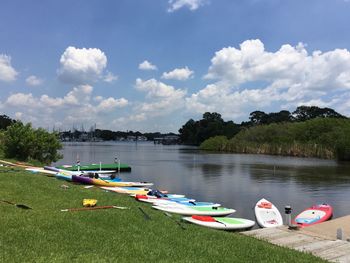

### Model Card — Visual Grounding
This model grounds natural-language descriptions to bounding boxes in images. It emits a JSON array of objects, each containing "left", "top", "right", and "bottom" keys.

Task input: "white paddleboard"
[
  {"left": 152, "top": 205, "right": 235, "bottom": 216},
  {"left": 183, "top": 215, "right": 255, "bottom": 230},
  {"left": 254, "top": 198, "right": 283, "bottom": 228}
]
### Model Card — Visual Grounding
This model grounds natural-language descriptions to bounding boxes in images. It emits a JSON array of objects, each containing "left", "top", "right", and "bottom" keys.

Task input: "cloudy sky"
[{"left": 1, "top": 0, "right": 350, "bottom": 132}]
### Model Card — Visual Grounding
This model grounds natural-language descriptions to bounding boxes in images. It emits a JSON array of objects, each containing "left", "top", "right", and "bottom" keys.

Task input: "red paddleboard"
[{"left": 292, "top": 203, "right": 333, "bottom": 227}]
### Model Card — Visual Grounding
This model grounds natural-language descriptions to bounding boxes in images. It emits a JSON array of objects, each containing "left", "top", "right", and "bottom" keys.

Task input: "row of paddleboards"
[
  {"left": 26, "top": 165, "right": 333, "bottom": 231},
  {"left": 135, "top": 193, "right": 333, "bottom": 230}
]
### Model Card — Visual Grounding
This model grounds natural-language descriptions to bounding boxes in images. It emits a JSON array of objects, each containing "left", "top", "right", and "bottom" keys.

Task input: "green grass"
[{"left": 0, "top": 167, "right": 326, "bottom": 262}]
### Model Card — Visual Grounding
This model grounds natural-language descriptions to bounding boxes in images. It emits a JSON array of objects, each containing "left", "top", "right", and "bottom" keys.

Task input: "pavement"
[{"left": 300, "top": 215, "right": 350, "bottom": 241}]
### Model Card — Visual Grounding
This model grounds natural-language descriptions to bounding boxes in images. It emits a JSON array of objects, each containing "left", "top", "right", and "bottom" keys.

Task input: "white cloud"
[
  {"left": 138, "top": 60, "right": 157, "bottom": 71},
  {"left": 103, "top": 71, "right": 118, "bottom": 83},
  {"left": 135, "top": 78, "right": 186, "bottom": 99},
  {"left": 168, "top": 0, "right": 206, "bottom": 12},
  {"left": 7, "top": 93, "right": 37, "bottom": 107},
  {"left": 187, "top": 39, "right": 350, "bottom": 120},
  {"left": 57, "top": 46, "right": 107, "bottom": 84},
  {"left": 0, "top": 54, "right": 18, "bottom": 82},
  {"left": 96, "top": 97, "right": 128, "bottom": 112},
  {"left": 4, "top": 84, "right": 129, "bottom": 130},
  {"left": 133, "top": 78, "right": 187, "bottom": 120},
  {"left": 162, "top": 66, "right": 194, "bottom": 80},
  {"left": 26, "top": 75, "right": 43, "bottom": 86}
]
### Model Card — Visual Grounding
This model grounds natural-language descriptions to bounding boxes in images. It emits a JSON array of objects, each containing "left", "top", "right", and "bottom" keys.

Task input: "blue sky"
[{"left": 1, "top": 0, "right": 350, "bottom": 132}]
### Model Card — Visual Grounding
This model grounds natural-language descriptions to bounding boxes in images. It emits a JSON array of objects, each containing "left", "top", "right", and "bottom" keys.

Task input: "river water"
[{"left": 54, "top": 141, "right": 350, "bottom": 222}]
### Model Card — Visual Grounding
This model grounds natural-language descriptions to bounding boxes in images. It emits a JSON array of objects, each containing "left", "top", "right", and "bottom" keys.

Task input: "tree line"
[{"left": 179, "top": 106, "right": 347, "bottom": 146}]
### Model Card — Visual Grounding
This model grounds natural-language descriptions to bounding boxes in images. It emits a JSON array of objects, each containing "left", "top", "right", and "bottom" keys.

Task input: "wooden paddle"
[
  {"left": 1, "top": 200, "right": 32, "bottom": 209},
  {"left": 61, "top": 206, "right": 128, "bottom": 212}
]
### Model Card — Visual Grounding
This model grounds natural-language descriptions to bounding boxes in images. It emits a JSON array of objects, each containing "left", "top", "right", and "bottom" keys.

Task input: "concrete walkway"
[{"left": 242, "top": 216, "right": 350, "bottom": 262}]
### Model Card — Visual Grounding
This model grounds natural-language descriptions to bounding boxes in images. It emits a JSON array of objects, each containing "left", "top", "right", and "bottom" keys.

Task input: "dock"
[{"left": 242, "top": 216, "right": 350, "bottom": 262}]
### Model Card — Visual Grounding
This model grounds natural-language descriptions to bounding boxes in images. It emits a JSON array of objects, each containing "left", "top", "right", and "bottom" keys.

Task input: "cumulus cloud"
[
  {"left": 138, "top": 60, "right": 157, "bottom": 71},
  {"left": 186, "top": 39, "right": 350, "bottom": 120},
  {"left": 4, "top": 85, "right": 129, "bottom": 129},
  {"left": 26, "top": 75, "right": 43, "bottom": 86},
  {"left": 162, "top": 66, "right": 194, "bottom": 80},
  {"left": 96, "top": 97, "right": 128, "bottom": 112},
  {"left": 0, "top": 55, "right": 18, "bottom": 82},
  {"left": 168, "top": 0, "right": 206, "bottom": 12},
  {"left": 135, "top": 78, "right": 186, "bottom": 99},
  {"left": 57, "top": 46, "right": 107, "bottom": 84},
  {"left": 133, "top": 78, "right": 187, "bottom": 120}
]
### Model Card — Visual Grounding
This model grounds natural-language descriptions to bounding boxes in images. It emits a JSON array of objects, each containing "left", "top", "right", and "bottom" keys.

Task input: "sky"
[{"left": 1, "top": 0, "right": 350, "bottom": 133}]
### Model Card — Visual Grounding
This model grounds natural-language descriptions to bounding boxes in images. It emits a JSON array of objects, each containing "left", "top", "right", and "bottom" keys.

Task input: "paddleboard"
[
  {"left": 183, "top": 215, "right": 255, "bottom": 230},
  {"left": 133, "top": 189, "right": 182, "bottom": 198},
  {"left": 152, "top": 205, "right": 235, "bottom": 216},
  {"left": 255, "top": 198, "right": 283, "bottom": 228},
  {"left": 100, "top": 186, "right": 152, "bottom": 195},
  {"left": 292, "top": 203, "right": 333, "bottom": 227},
  {"left": 153, "top": 200, "right": 221, "bottom": 207},
  {"left": 135, "top": 194, "right": 193, "bottom": 204}
]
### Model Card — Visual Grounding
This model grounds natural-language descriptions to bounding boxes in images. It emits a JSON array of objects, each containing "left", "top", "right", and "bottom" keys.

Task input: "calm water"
[{"left": 54, "top": 141, "right": 350, "bottom": 221}]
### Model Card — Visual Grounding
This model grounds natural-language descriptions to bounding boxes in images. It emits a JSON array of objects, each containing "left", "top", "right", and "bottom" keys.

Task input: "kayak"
[
  {"left": 72, "top": 175, "right": 136, "bottom": 187},
  {"left": 152, "top": 205, "right": 235, "bottom": 216},
  {"left": 292, "top": 203, "right": 333, "bottom": 227},
  {"left": 55, "top": 173, "right": 72, "bottom": 181},
  {"left": 255, "top": 198, "right": 283, "bottom": 228},
  {"left": 183, "top": 215, "right": 255, "bottom": 230},
  {"left": 152, "top": 200, "right": 221, "bottom": 207}
]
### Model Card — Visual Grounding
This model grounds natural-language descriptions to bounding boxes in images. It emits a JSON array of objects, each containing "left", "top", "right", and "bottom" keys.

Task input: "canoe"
[
  {"left": 56, "top": 163, "right": 131, "bottom": 172},
  {"left": 183, "top": 215, "right": 255, "bottom": 230},
  {"left": 292, "top": 203, "right": 333, "bottom": 227},
  {"left": 254, "top": 198, "right": 283, "bottom": 228},
  {"left": 152, "top": 205, "right": 235, "bottom": 216}
]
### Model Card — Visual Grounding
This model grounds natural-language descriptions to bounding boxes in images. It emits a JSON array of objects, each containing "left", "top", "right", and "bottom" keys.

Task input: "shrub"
[{"left": 3, "top": 122, "right": 62, "bottom": 164}]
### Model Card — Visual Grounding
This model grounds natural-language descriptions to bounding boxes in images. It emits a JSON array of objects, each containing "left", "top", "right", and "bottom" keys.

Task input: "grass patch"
[{"left": 0, "top": 167, "right": 326, "bottom": 262}]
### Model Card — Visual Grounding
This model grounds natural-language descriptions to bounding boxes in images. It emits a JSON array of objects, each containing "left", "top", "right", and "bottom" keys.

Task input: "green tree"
[
  {"left": 3, "top": 122, "right": 62, "bottom": 164},
  {"left": 0, "top": 115, "right": 15, "bottom": 130}
]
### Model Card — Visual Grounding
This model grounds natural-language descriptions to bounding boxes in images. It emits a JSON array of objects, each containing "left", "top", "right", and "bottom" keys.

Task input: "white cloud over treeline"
[{"left": 0, "top": 54, "right": 18, "bottom": 82}]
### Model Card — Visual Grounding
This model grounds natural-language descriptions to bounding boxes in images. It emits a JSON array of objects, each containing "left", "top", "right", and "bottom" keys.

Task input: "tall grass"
[
  {"left": 201, "top": 118, "right": 350, "bottom": 160},
  {"left": 0, "top": 167, "right": 325, "bottom": 262}
]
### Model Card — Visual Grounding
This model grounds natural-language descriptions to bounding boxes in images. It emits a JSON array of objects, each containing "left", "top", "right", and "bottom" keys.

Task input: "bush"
[
  {"left": 200, "top": 136, "right": 228, "bottom": 151},
  {"left": 3, "top": 122, "right": 62, "bottom": 164}
]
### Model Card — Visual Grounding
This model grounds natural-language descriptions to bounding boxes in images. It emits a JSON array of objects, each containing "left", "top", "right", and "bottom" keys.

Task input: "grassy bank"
[
  {"left": 200, "top": 118, "right": 350, "bottom": 160},
  {"left": 0, "top": 167, "right": 326, "bottom": 262}
]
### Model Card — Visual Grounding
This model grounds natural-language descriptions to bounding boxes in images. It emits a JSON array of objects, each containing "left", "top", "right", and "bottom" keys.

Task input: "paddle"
[
  {"left": 164, "top": 212, "right": 186, "bottom": 230},
  {"left": 1, "top": 200, "right": 32, "bottom": 209},
  {"left": 61, "top": 206, "right": 128, "bottom": 212},
  {"left": 138, "top": 207, "right": 151, "bottom": 220}
]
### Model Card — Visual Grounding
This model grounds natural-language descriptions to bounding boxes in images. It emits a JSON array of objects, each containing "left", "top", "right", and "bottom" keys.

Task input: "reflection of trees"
[{"left": 249, "top": 164, "right": 350, "bottom": 187}]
